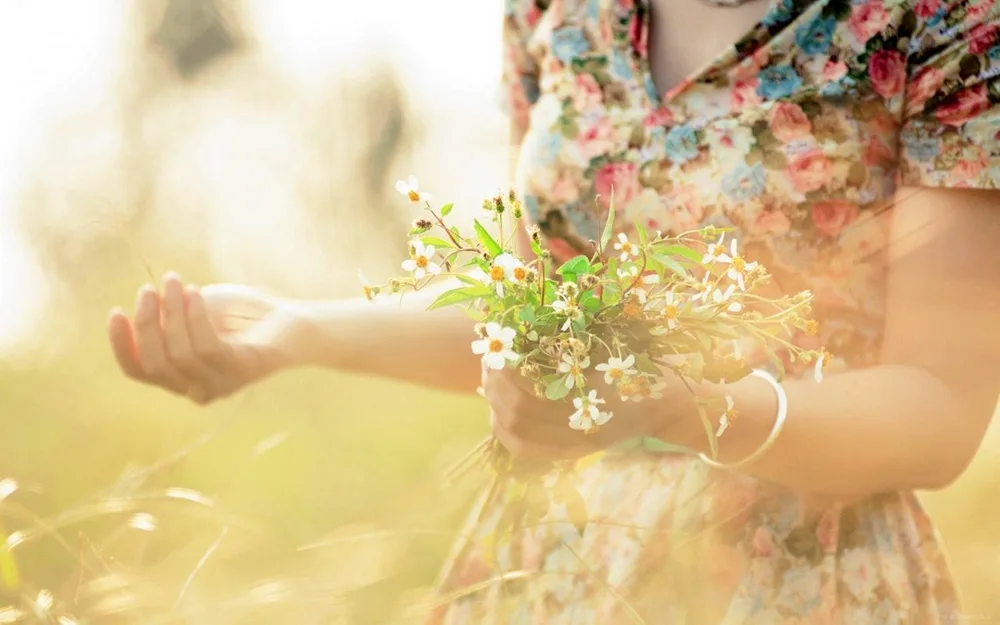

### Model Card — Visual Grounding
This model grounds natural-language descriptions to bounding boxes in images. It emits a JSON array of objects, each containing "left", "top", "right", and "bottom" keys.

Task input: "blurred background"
[{"left": 0, "top": 1, "right": 996, "bottom": 623}]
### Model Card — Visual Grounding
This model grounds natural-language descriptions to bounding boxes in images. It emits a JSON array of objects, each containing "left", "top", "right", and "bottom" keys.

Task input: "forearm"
[
  {"left": 670, "top": 365, "right": 981, "bottom": 497},
  {"left": 282, "top": 278, "right": 481, "bottom": 394}
]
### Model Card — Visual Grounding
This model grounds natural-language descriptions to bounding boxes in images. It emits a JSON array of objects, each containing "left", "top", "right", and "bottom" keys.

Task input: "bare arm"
[
  {"left": 666, "top": 188, "right": 1000, "bottom": 497},
  {"left": 283, "top": 121, "right": 533, "bottom": 395}
]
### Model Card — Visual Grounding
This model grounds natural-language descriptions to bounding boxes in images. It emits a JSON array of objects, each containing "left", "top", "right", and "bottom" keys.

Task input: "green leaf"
[
  {"left": 421, "top": 236, "right": 455, "bottom": 249},
  {"left": 653, "top": 253, "right": 689, "bottom": 278},
  {"left": 637, "top": 437, "right": 698, "bottom": 455},
  {"left": 634, "top": 220, "right": 648, "bottom": 246},
  {"left": 519, "top": 306, "right": 536, "bottom": 324},
  {"left": 656, "top": 244, "right": 703, "bottom": 264},
  {"left": 545, "top": 379, "right": 571, "bottom": 400},
  {"left": 633, "top": 353, "right": 660, "bottom": 376},
  {"left": 0, "top": 525, "right": 19, "bottom": 590},
  {"left": 599, "top": 194, "right": 616, "bottom": 253},
  {"left": 695, "top": 401, "right": 719, "bottom": 462},
  {"left": 700, "top": 322, "right": 740, "bottom": 339},
  {"left": 530, "top": 237, "right": 545, "bottom": 258},
  {"left": 454, "top": 273, "right": 486, "bottom": 287},
  {"left": 440, "top": 202, "right": 454, "bottom": 217},
  {"left": 473, "top": 219, "right": 503, "bottom": 257},
  {"left": 427, "top": 286, "right": 489, "bottom": 310},
  {"left": 556, "top": 255, "right": 592, "bottom": 276}
]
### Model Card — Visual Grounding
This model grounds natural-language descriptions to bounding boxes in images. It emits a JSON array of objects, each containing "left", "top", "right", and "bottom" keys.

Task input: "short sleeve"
[
  {"left": 499, "top": 1, "right": 543, "bottom": 132},
  {"left": 898, "top": 1, "right": 1000, "bottom": 189}
]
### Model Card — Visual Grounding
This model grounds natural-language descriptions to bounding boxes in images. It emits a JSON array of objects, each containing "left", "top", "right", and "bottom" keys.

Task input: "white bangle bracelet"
[{"left": 698, "top": 368, "right": 788, "bottom": 470}]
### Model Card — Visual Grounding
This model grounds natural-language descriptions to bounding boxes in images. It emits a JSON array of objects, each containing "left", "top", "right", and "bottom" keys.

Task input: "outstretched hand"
[{"left": 108, "top": 273, "right": 303, "bottom": 405}]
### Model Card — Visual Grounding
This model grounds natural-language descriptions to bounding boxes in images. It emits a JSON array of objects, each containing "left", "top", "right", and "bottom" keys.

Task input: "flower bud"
[
  {"left": 520, "top": 362, "right": 540, "bottom": 378},
  {"left": 362, "top": 285, "right": 380, "bottom": 301},
  {"left": 473, "top": 322, "right": 488, "bottom": 338},
  {"left": 387, "top": 278, "right": 404, "bottom": 293},
  {"left": 508, "top": 187, "right": 517, "bottom": 203},
  {"left": 409, "top": 218, "right": 433, "bottom": 235},
  {"left": 511, "top": 200, "right": 523, "bottom": 219},
  {"left": 560, "top": 282, "right": 579, "bottom": 298},
  {"left": 494, "top": 194, "right": 505, "bottom": 214},
  {"left": 804, "top": 319, "right": 819, "bottom": 335},
  {"left": 482, "top": 198, "right": 494, "bottom": 212},
  {"left": 579, "top": 274, "right": 600, "bottom": 290}
]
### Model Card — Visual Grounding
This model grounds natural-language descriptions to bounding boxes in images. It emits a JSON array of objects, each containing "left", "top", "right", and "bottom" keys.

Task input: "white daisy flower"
[
  {"left": 495, "top": 253, "right": 530, "bottom": 286},
  {"left": 712, "top": 285, "right": 743, "bottom": 313},
  {"left": 401, "top": 240, "right": 441, "bottom": 279},
  {"left": 691, "top": 272, "right": 714, "bottom": 302},
  {"left": 815, "top": 348, "right": 831, "bottom": 383},
  {"left": 395, "top": 175, "right": 432, "bottom": 204},
  {"left": 613, "top": 232, "right": 638, "bottom": 262},
  {"left": 471, "top": 323, "right": 519, "bottom": 370},
  {"left": 557, "top": 353, "right": 590, "bottom": 390},
  {"left": 716, "top": 395, "right": 736, "bottom": 437},
  {"left": 716, "top": 239, "right": 758, "bottom": 290},
  {"left": 659, "top": 292, "right": 682, "bottom": 330},
  {"left": 702, "top": 234, "right": 727, "bottom": 264},
  {"left": 595, "top": 354, "right": 638, "bottom": 385},
  {"left": 551, "top": 297, "right": 583, "bottom": 331},
  {"left": 568, "top": 390, "right": 613, "bottom": 432}
]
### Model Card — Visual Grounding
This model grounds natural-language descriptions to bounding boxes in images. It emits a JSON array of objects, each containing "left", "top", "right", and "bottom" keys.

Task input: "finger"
[
  {"left": 491, "top": 411, "right": 592, "bottom": 461},
  {"left": 185, "top": 286, "right": 237, "bottom": 371},
  {"left": 132, "top": 285, "right": 189, "bottom": 394},
  {"left": 108, "top": 308, "right": 147, "bottom": 382},
  {"left": 162, "top": 274, "right": 221, "bottom": 383}
]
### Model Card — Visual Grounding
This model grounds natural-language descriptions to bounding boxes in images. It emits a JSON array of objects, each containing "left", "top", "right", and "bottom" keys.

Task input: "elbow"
[{"left": 917, "top": 416, "right": 988, "bottom": 492}]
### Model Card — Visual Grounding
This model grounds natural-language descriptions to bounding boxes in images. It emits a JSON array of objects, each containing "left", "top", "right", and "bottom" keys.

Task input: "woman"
[{"left": 109, "top": 0, "right": 1000, "bottom": 621}]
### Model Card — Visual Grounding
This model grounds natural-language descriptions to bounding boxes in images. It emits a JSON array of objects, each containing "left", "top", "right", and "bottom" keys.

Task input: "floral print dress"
[{"left": 429, "top": 0, "right": 1000, "bottom": 622}]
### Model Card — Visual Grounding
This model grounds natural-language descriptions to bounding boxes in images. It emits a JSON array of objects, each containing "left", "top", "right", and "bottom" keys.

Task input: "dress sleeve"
[
  {"left": 498, "top": 1, "right": 543, "bottom": 132},
  {"left": 898, "top": 1, "right": 1000, "bottom": 189}
]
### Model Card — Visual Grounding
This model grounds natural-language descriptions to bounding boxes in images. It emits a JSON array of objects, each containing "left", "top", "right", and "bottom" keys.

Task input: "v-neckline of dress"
[{"left": 633, "top": 0, "right": 822, "bottom": 111}]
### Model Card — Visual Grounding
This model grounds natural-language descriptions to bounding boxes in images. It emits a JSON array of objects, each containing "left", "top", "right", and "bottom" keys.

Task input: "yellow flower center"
[
  {"left": 416, "top": 256, "right": 428, "bottom": 269},
  {"left": 407, "top": 190, "right": 420, "bottom": 203},
  {"left": 490, "top": 265, "right": 505, "bottom": 282},
  {"left": 570, "top": 365, "right": 582, "bottom": 376},
  {"left": 622, "top": 295, "right": 642, "bottom": 318},
  {"left": 732, "top": 256, "right": 746, "bottom": 273},
  {"left": 608, "top": 369, "right": 624, "bottom": 381},
  {"left": 488, "top": 339, "right": 505, "bottom": 353},
  {"left": 513, "top": 266, "right": 528, "bottom": 281},
  {"left": 623, "top": 242, "right": 633, "bottom": 253},
  {"left": 805, "top": 320, "right": 819, "bottom": 335},
  {"left": 663, "top": 304, "right": 679, "bottom": 319}
]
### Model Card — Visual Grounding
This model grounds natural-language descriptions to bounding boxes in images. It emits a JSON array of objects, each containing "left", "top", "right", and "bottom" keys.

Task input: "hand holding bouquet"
[{"left": 362, "top": 175, "right": 825, "bottom": 533}]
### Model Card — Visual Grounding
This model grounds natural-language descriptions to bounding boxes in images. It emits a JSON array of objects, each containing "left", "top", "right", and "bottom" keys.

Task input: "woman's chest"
[{"left": 518, "top": 0, "right": 906, "bottom": 248}]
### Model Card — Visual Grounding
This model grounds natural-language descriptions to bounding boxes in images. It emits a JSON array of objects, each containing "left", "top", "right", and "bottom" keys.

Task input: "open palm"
[{"left": 108, "top": 274, "right": 301, "bottom": 404}]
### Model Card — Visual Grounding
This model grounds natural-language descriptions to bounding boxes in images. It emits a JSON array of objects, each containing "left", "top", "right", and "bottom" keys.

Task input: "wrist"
[{"left": 273, "top": 299, "right": 349, "bottom": 371}]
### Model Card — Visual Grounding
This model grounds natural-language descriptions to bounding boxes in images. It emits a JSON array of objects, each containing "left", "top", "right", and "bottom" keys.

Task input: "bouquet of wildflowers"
[{"left": 362, "top": 175, "right": 823, "bottom": 532}]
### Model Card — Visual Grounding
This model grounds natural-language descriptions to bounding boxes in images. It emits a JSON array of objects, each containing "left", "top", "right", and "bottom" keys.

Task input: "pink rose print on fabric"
[
  {"left": 869, "top": 50, "right": 906, "bottom": 98},
  {"left": 812, "top": 200, "right": 860, "bottom": 238},
  {"left": 595, "top": 162, "right": 641, "bottom": 208},
  {"left": 768, "top": 102, "right": 812, "bottom": 143}
]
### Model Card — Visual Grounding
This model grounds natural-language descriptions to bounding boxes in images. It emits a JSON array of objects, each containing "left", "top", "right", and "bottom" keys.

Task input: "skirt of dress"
[{"left": 425, "top": 450, "right": 962, "bottom": 625}]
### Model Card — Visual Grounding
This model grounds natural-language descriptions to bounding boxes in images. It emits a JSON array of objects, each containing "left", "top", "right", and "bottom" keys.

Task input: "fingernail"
[{"left": 164, "top": 271, "right": 180, "bottom": 283}]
